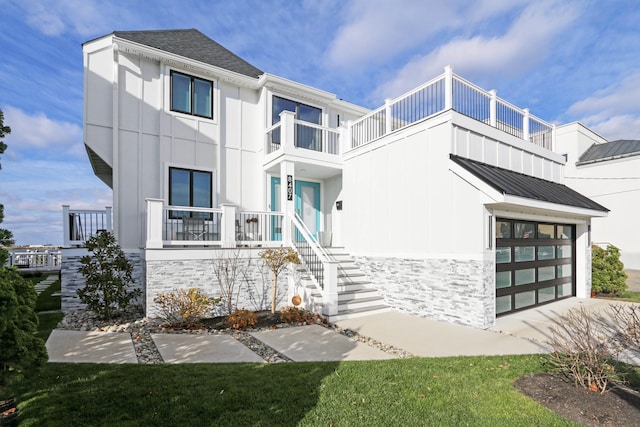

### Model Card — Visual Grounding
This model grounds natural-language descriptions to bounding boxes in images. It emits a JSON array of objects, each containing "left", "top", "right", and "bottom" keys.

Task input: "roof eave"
[{"left": 112, "top": 36, "right": 263, "bottom": 89}]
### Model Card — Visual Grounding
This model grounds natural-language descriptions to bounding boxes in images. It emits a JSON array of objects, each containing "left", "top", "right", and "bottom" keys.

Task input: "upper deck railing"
[{"left": 348, "top": 66, "right": 554, "bottom": 151}]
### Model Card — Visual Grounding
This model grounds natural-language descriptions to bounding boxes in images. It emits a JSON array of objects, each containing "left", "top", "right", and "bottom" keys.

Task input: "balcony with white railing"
[
  {"left": 145, "top": 199, "right": 285, "bottom": 248},
  {"left": 346, "top": 66, "right": 555, "bottom": 153},
  {"left": 62, "top": 205, "right": 112, "bottom": 247},
  {"left": 264, "top": 110, "right": 343, "bottom": 171}
]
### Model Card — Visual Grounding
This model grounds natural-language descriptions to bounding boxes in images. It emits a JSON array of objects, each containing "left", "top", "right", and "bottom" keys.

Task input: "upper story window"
[
  {"left": 272, "top": 96, "right": 321, "bottom": 126},
  {"left": 272, "top": 96, "right": 323, "bottom": 150},
  {"left": 171, "top": 71, "right": 213, "bottom": 119},
  {"left": 169, "top": 167, "right": 212, "bottom": 218}
]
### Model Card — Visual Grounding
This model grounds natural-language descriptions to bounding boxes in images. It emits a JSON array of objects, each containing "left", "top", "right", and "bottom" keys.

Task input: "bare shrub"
[
  {"left": 547, "top": 306, "right": 622, "bottom": 393},
  {"left": 601, "top": 303, "right": 640, "bottom": 358},
  {"left": 226, "top": 309, "right": 257, "bottom": 330},
  {"left": 213, "top": 250, "right": 244, "bottom": 315},
  {"left": 153, "top": 288, "right": 219, "bottom": 328}
]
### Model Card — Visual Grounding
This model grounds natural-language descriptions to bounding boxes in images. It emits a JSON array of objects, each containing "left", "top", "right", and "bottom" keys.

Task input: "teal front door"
[{"left": 295, "top": 180, "right": 321, "bottom": 239}]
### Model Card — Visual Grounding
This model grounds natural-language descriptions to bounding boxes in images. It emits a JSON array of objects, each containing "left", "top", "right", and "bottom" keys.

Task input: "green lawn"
[
  {"left": 597, "top": 290, "right": 640, "bottom": 303},
  {"left": 5, "top": 356, "right": 574, "bottom": 426}
]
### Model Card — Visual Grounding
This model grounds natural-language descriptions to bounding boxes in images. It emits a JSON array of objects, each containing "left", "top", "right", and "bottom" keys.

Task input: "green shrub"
[
  {"left": 0, "top": 267, "right": 47, "bottom": 386},
  {"left": 226, "top": 309, "right": 257, "bottom": 330},
  {"left": 154, "top": 288, "right": 219, "bottom": 328},
  {"left": 77, "top": 231, "right": 141, "bottom": 320},
  {"left": 592, "top": 244, "right": 628, "bottom": 295}
]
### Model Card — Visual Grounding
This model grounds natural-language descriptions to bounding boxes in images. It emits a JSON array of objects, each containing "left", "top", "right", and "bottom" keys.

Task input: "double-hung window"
[
  {"left": 171, "top": 71, "right": 213, "bottom": 119},
  {"left": 169, "top": 167, "right": 212, "bottom": 219}
]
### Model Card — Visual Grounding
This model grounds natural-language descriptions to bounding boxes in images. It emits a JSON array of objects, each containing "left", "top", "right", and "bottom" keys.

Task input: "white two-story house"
[{"left": 62, "top": 29, "right": 608, "bottom": 329}]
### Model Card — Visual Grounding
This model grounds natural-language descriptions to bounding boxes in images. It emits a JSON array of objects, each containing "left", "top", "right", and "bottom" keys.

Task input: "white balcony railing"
[
  {"left": 348, "top": 66, "right": 554, "bottom": 151},
  {"left": 265, "top": 111, "right": 342, "bottom": 158},
  {"left": 62, "top": 205, "right": 112, "bottom": 247}
]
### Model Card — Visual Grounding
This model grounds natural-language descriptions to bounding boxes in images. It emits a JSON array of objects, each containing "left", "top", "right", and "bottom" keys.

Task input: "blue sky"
[{"left": 1, "top": 0, "right": 639, "bottom": 246}]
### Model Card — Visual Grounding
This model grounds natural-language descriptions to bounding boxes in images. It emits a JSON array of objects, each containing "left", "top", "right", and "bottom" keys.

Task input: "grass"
[
  {"left": 32, "top": 273, "right": 63, "bottom": 340},
  {"left": 596, "top": 290, "right": 640, "bottom": 303},
  {"left": 5, "top": 356, "right": 575, "bottom": 426}
]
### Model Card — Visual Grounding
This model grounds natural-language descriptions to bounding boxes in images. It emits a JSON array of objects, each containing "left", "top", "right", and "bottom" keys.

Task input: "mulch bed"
[
  {"left": 199, "top": 310, "right": 284, "bottom": 330},
  {"left": 515, "top": 373, "right": 640, "bottom": 426}
]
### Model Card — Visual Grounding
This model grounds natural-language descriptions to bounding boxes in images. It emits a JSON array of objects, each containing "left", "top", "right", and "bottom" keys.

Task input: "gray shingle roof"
[
  {"left": 451, "top": 155, "right": 608, "bottom": 212},
  {"left": 113, "top": 29, "right": 263, "bottom": 79},
  {"left": 577, "top": 140, "right": 640, "bottom": 165}
]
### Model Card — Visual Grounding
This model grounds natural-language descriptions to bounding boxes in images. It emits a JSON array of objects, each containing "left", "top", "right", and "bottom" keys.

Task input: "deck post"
[
  {"left": 444, "top": 65, "right": 453, "bottom": 110},
  {"left": 220, "top": 204, "right": 237, "bottom": 248},
  {"left": 322, "top": 260, "right": 339, "bottom": 316},
  {"left": 489, "top": 90, "right": 497, "bottom": 127},
  {"left": 62, "top": 205, "right": 70, "bottom": 248},
  {"left": 523, "top": 108, "right": 530, "bottom": 142},
  {"left": 145, "top": 199, "right": 164, "bottom": 249},
  {"left": 385, "top": 98, "right": 393, "bottom": 136}
]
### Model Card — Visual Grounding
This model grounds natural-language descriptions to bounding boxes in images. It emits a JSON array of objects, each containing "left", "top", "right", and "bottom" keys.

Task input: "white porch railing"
[
  {"left": 348, "top": 66, "right": 554, "bottom": 151},
  {"left": 291, "top": 213, "right": 339, "bottom": 316},
  {"left": 62, "top": 205, "right": 112, "bottom": 247},
  {"left": 145, "top": 199, "right": 285, "bottom": 248},
  {"left": 265, "top": 111, "right": 342, "bottom": 157},
  {"left": 7, "top": 250, "right": 62, "bottom": 270}
]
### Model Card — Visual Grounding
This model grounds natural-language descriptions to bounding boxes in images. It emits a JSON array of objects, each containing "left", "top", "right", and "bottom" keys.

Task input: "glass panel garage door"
[{"left": 496, "top": 219, "right": 575, "bottom": 316}]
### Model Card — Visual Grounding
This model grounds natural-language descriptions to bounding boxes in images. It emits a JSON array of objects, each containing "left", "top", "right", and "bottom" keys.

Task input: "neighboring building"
[
  {"left": 63, "top": 29, "right": 609, "bottom": 329},
  {"left": 556, "top": 126, "right": 640, "bottom": 269}
]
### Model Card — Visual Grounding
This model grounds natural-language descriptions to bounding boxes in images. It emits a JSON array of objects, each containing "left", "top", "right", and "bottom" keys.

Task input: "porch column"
[
  {"left": 220, "top": 204, "right": 237, "bottom": 248},
  {"left": 280, "top": 161, "right": 295, "bottom": 244},
  {"left": 145, "top": 198, "right": 164, "bottom": 249}
]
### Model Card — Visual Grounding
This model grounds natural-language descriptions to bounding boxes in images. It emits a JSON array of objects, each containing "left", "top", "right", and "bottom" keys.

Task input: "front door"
[{"left": 295, "top": 181, "right": 321, "bottom": 239}]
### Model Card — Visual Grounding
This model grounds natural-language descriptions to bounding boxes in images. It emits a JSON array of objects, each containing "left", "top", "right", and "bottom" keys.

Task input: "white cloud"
[
  {"left": 326, "top": 0, "right": 526, "bottom": 70},
  {"left": 20, "top": 0, "right": 119, "bottom": 37},
  {"left": 3, "top": 106, "right": 82, "bottom": 157},
  {"left": 566, "top": 71, "right": 640, "bottom": 140},
  {"left": 372, "top": 0, "right": 578, "bottom": 100}
]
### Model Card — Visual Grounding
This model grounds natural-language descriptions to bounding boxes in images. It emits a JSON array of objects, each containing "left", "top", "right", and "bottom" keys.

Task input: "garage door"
[{"left": 495, "top": 219, "right": 575, "bottom": 316}]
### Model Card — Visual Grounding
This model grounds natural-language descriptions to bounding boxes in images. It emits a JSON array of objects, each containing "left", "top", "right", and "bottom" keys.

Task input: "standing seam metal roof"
[
  {"left": 112, "top": 29, "right": 263, "bottom": 79},
  {"left": 450, "top": 155, "right": 608, "bottom": 212},
  {"left": 577, "top": 140, "right": 640, "bottom": 165}
]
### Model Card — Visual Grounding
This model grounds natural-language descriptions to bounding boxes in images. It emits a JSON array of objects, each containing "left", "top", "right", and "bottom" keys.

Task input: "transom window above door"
[{"left": 170, "top": 71, "right": 213, "bottom": 119}]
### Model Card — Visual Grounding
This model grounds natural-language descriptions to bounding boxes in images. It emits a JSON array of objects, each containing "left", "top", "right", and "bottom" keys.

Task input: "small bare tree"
[
  {"left": 259, "top": 248, "right": 300, "bottom": 313},
  {"left": 212, "top": 250, "right": 244, "bottom": 314}
]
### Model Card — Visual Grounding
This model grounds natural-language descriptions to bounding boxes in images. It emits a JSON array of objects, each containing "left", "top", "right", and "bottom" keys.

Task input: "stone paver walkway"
[{"left": 34, "top": 274, "right": 59, "bottom": 295}]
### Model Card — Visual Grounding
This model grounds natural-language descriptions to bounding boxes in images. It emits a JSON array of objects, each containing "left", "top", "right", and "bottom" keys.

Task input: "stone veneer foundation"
[
  {"left": 61, "top": 248, "right": 144, "bottom": 312},
  {"left": 144, "top": 250, "right": 292, "bottom": 318},
  {"left": 355, "top": 256, "right": 495, "bottom": 329}
]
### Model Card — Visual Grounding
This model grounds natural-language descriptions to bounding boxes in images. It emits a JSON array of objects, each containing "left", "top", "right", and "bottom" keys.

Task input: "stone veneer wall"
[
  {"left": 61, "top": 249, "right": 144, "bottom": 312},
  {"left": 144, "top": 255, "right": 293, "bottom": 318},
  {"left": 355, "top": 256, "right": 495, "bottom": 329}
]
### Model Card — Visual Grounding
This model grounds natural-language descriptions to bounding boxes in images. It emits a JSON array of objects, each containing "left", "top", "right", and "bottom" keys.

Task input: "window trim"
[{"left": 170, "top": 70, "right": 214, "bottom": 119}]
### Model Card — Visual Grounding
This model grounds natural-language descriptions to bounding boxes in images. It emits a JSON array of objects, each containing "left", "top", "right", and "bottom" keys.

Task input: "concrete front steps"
[{"left": 297, "top": 247, "right": 390, "bottom": 322}]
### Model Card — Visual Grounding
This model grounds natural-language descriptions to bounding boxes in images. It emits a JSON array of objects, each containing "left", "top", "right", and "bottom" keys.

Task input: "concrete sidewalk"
[{"left": 45, "top": 297, "right": 633, "bottom": 364}]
